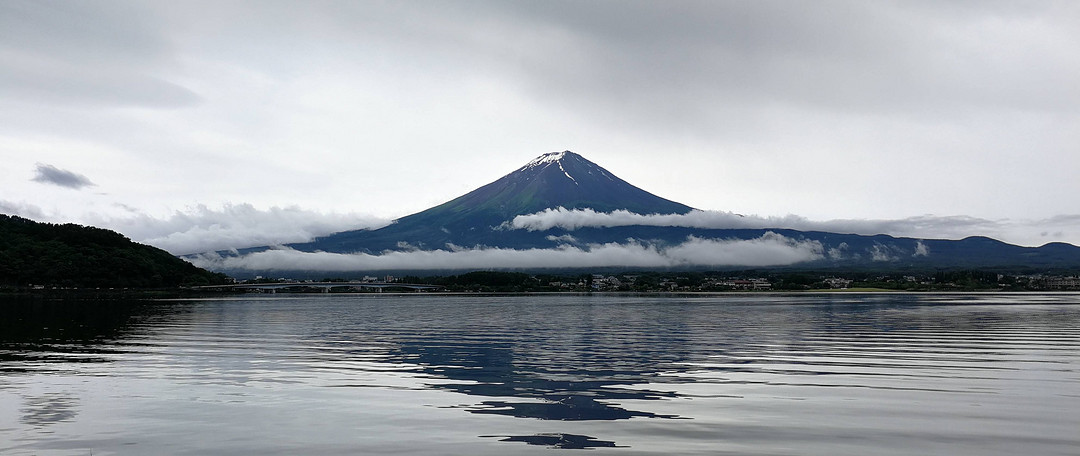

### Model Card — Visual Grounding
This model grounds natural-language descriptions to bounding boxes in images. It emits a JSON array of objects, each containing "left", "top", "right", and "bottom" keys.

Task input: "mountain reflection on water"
[
  {"left": 0, "top": 298, "right": 175, "bottom": 370},
  {"left": 484, "top": 432, "right": 621, "bottom": 449},
  {"left": 389, "top": 334, "right": 683, "bottom": 421},
  {"left": 3, "top": 293, "right": 1080, "bottom": 454}
]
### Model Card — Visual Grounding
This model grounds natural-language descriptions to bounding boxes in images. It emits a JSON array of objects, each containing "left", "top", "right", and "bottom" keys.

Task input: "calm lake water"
[{"left": 1, "top": 293, "right": 1078, "bottom": 455}]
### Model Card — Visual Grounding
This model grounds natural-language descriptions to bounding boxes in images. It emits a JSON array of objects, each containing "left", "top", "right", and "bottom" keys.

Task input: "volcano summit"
[{"left": 199, "top": 151, "right": 1080, "bottom": 272}]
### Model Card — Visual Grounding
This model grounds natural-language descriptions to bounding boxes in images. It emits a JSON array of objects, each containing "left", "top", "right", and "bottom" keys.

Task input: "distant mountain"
[
  {"left": 0, "top": 214, "right": 229, "bottom": 288},
  {"left": 291, "top": 151, "right": 693, "bottom": 253},
  {"left": 215, "top": 151, "right": 1080, "bottom": 272}
]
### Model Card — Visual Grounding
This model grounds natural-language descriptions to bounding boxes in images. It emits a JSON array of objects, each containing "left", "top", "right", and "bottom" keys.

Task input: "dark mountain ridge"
[{"left": 0, "top": 214, "right": 229, "bottom": 288}]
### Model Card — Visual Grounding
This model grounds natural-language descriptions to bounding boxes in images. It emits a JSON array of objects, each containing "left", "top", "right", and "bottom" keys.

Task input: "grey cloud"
[
  {"left": 31, "top": 164, "right": 95, "bottom": 189},
  {"left": 463, "top": 0, "right": 1080, "bottom": 132},
  {"left": 0, "top": 1, "right": 198, "bottom": 108},
  {"left": 0, "top": 1, "right": 170, "bottom": 65},
  {"left": 149, "top": 1, "right": 1080, "bottom": 120},
  {"left": 0, "top": 62, "right": 201, "bottom": 108},
  {"left": 1042, "top": 215, "right": 1080, "bottom": 228},
  {"left": 870, "top": 243, "right": 900, "bottom": 262},
  {"left": 191, "top": 232, "right": 824, "bottom": 271},
  {"left": 163, "top": 0, "right": 1074, "bottom": 154},
  {"left": 0, "top": 200, "right": 47, "bottom": 220},
  {"left": 827, "top": 242, "right": 850, "bottom": 260},
  {"left": 9, "top": 1, "right": 1072, "bottom": 128}
]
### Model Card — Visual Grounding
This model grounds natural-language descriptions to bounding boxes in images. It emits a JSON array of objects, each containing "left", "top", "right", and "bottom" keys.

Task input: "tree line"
[{"left": 0, "top": 214, "right": 230, "bottom": 289}]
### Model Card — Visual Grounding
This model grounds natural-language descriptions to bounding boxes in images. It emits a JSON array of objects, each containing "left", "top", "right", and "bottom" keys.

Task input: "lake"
[{"left": 2, "top": 293, "right": 1078, "bottom": 455}]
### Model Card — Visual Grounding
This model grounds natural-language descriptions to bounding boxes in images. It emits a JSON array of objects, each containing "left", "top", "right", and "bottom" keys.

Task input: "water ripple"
[{"left": 2, "top": 293, "right": 1079, "bottom": 454}]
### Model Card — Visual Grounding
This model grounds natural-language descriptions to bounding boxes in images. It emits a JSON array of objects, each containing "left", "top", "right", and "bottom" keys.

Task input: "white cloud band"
[{"left": 191, "top": 232, "right": 824, "bottom": 271}]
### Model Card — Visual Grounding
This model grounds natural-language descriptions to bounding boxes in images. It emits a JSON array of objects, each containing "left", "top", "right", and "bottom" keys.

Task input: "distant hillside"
[{"left": 0, "top": 214, "right": 229, "bottom": 288}]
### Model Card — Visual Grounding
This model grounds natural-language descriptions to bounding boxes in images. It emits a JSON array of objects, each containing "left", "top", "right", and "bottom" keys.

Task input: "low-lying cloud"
[
  {"left": 31, "top": 163, "right": 95, "bottom": 189},
  {"left": 87, "top": 203, "right": 391, "bottom": 255},
  {"left": 191, "top": 232, "right": 824, "bottom": 272},
  {"left": 508, "top": 207, "right": 1075, "bottom": 246}
]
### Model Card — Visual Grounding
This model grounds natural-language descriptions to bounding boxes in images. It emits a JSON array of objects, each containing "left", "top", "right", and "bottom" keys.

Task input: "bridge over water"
[{"left": 194, "top": 282, "right": 442, "bottom": 293}]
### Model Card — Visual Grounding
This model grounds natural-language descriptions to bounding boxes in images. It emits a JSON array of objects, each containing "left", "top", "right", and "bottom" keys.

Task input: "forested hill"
[{"left": 0, "top": 214, "right": 229, "bottom": 288}]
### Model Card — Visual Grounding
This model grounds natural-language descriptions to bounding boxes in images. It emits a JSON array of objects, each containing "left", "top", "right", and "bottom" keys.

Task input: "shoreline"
[{"left": 6, "top": 288, "right": 1080, "bottom": 301}]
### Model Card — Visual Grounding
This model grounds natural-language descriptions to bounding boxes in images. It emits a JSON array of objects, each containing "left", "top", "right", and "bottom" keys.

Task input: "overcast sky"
[{"left": 2, "top": 0, "right": 1078, "bottom": 256}]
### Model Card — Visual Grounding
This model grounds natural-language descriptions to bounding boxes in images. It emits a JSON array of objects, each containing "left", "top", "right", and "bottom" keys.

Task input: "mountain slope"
[{"left": 294, "top": 151, "right": 693, "bottom": 252}]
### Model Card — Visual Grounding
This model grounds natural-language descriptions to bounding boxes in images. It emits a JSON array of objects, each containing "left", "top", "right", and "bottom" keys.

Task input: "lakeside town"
[{"left": 232, "top": 270, "right": 1080, "bottom": 293}]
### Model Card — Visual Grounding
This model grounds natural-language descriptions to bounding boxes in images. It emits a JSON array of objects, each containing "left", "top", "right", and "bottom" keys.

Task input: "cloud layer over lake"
[{"left": 191, "top": 232, "right": 825, "bottom": 271}]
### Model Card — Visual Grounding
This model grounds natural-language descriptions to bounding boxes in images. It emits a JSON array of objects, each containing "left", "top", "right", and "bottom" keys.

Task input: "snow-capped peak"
[
  {"left": 521, "top": 151, "right": 581, "bottom": 185},
  {"left": 524, "top": 151, "right": 569, "bottom": 168}
]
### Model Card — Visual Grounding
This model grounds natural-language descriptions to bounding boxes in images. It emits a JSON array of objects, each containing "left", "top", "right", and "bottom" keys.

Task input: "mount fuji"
[
  {"left": 288, "top": 151, "right": 693, "bottom": 253},
  {"left": 207, "top": 151, "right": 1080, "bottom": 272}
]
